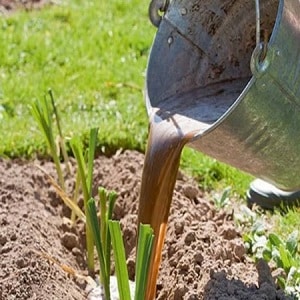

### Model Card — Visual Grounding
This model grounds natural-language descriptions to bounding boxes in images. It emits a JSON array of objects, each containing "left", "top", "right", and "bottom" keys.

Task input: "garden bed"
[{"left": 0, "top": 151, "right": 291, "bottom": 299}]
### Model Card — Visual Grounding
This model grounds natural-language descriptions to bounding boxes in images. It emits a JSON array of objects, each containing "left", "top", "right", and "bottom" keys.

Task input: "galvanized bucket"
[{"left": 145, "top": 0, "right": 300, "bottom": 190}]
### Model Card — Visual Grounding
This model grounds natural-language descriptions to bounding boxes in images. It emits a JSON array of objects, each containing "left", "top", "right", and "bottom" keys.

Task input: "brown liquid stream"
[
  {"left": 137, "top": 109, "right": 199, "bottom": 300},
  {"left": 137, "top": 84, "right": 243, "bottom": 299}
]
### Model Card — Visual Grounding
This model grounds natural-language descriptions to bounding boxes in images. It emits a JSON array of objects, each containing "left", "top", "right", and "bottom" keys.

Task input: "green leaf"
[
  {"left": 135, "top": 224, "right": 154, "bottom": 300},
  {"left": 278, "top": 244, "right": 292, "bottom": 271},
  {"left": 251, "top": 221, "right": 265, "bottom": 235},
  {"left": 31, "top": 97, "right": 65, "bottom": 190},
  {"left": 286, "top": 230, "right": 299, "bottom": 256},
  {"left": 98, "top": 187, "right": 117, "bottom": 287},
  {"left": 108, "top": 220, "right": 131, "bottom": 300},
  {"left": 48, "top": 89, "right": 70, "bottom": 175},
  {"left": 87, "top": 128, "right": 98, "bottom": 197},
  {"left": 272, "top": 248, "right": 283, "bottom": 268},
  {"left": 242, "top": 233, "right": 252, "bottom": 244},
  {"left": 107, "top": 191, "right": 117, "bottom": 221},
  {"left": 287, "top": 266, "right": 298, "bottom": 283},
  {"left": 87, "top": 198, "right": 110, "bottom": 299},
  {"left": 269, "top": 233, "right": 283, "bottom": 247},
  {"left": 277, "top": 276, "right": 286, "bottom": 289},
  {"left": 70, "top": 138, "right": 89, "bottom": 201},
  {"left": 106, "top": 190, "right": 117, "bottom": 277},
  {"left": 99, "top": 187, "right": 108, "bottom": 272},
  {"left": 70, "top": 137, "right": 94, "bottom": 273},
  {"left": 214, "top": 186, "right": 231, "bottom": 209},
  {"left": 262, "top": 249, "right": 272, "bottom": 262}
]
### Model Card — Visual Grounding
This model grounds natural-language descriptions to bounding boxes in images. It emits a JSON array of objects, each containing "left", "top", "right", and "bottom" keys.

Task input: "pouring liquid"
[
  {"left": 138, "top": 84, "right": 242, "bottom": 299},
  {"left": 137, "top": 110, "right": 192, "bottom": 300}
]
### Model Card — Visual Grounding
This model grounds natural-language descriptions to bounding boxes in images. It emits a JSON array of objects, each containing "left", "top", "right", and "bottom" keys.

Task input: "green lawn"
[
  {"left": 1, "top": 0, "right": 299, "bottom": 296},
  {"left": 0, "top": 0, "right": 153, "bottom": 157}
]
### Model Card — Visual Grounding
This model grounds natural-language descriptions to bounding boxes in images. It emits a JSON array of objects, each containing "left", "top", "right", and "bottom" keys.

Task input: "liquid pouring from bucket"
[{"left": 138, "top": 0, "right": 300, "bottom": 298}]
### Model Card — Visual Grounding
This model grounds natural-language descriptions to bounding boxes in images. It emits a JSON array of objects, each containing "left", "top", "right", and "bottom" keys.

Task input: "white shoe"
[{"left": 247, "top": 179, "right": 300, "bottom": 209}]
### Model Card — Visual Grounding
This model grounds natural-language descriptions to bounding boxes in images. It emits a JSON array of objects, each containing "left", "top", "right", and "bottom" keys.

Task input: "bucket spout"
[{"left": 146, "top": 0, "right": 300, "bottom": 190}]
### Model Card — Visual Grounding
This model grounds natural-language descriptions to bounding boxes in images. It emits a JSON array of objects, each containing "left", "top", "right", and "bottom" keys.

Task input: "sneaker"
[{"left": 247, "top": 179, "right": 300, "bottom": 210}]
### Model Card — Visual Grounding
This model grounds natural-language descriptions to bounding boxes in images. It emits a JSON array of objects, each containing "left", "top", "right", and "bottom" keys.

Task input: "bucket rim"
[{"left": 145, "top": 0, "right": 284, "bottom": 141}]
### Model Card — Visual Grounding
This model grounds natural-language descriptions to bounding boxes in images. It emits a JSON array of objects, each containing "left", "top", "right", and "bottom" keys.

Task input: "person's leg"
[{"left": 247, "top": 179, "right": 300, "bottom": 209}]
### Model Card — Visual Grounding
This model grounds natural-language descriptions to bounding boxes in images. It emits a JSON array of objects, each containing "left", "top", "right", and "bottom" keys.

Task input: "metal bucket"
[{"left": 145, "top": 0, "right": 300, "bottom": 190}]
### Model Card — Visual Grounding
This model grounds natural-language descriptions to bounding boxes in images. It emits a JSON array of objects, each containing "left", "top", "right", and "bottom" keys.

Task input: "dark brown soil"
[
  {"left": 0, "top": 150, "right": 292, "bottom": 299},
  {"left": 0, "top": 0, "right": 51, "bottom": 13}
]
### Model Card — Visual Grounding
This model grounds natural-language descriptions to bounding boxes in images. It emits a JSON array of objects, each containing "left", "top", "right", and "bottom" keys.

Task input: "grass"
[
  {"left": 273, "top": 207, "right": 300, "bottom": 239},
  {"left": 1, "top": 0, "right": 300, "bottom": 296},
  {"left": 0, "top": 0, "right": 152, "bottom": 157},
  {"left": 180, "top": 147, "right": 253, "bottom": 196}
]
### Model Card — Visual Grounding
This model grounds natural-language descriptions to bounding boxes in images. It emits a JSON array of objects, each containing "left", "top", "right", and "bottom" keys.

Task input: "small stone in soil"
[
  {"left": 174, "top": 220, "right": 184, "bottom": 235},
  {"left": 0, "top": 243, "right": 12, "bottom": 254},
  {"left": 61, "top": 232, "right": 78, "bottom": 250},
  {"left": 220, "top": 224, "right": 238, "bottom": 240},
  {"left": 194, "top": 252, "right": 204, "bottom": 265},
  {"left": 184, "top": 231, "right": 196, "bottom": 245},
  {"left": 10, "top": 231, "right": 17, "bottom": 241},
  {"left": 72, "top": 247, "right": 82, "bottom": 257},
  {"left": 16, "top": 257, "right": 27, "bottom": 269},
  {"left": 0, "top": 233, "right": 8, "bottom": 245},
  {"left": 182, "top": 184, "right": 199, "bottom": 200},
  {"left": 174, "top": 283, "right": 188, "bottom": 299}
]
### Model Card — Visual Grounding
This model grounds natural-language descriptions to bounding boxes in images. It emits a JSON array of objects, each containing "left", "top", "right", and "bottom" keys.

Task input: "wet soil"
[{"left": 0, "top": 151, "right": 292, "bottom": 299}]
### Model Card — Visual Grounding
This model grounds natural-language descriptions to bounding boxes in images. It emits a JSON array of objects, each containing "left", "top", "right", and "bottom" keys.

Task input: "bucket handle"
[
  {"left": 251, "top": 43, "right": 271, "bottom": 77},
  {"left": 254, "top": 0, "right": 261, "bottom": 47},
  {"left": 251, "top": 0, "right": 272, "bottom": 77},
  {"left": 148, "top": 0, "right": 169, "bottom": 27}
]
